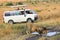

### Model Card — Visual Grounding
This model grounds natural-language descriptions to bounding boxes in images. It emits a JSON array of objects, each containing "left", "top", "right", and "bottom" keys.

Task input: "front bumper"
[{"left": 34, "top": 16, "right": 38, "bottom": 20}]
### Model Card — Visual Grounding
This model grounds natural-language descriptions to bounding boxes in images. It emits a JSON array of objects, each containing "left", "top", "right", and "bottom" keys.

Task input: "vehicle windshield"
[
  {"left": 26, "top": 10, "right": 36, "bottom": 14},
  {"left": 30, "top": 10, "right": 36, "bottom": 14}
]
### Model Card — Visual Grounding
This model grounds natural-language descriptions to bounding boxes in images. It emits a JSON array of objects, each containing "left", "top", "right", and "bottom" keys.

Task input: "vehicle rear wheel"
[{"left": 8, "top": 20, "right": 14, "bottom": 24}]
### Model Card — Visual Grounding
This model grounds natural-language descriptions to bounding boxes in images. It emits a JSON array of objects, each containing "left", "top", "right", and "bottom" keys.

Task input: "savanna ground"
[{"left": 0, "top": 1, "right": 60, "bottom": 40}]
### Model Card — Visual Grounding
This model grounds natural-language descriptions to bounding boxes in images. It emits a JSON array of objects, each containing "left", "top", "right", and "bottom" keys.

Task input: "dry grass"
[
  {"left": 0, "top": 2, "right": 60, "bottom": 40},
  {"left": 0, "top": 24, "right": 25, "bottom": 38},
  {"left": 0, "top": 24, "right": 12, "bottom": 38}
]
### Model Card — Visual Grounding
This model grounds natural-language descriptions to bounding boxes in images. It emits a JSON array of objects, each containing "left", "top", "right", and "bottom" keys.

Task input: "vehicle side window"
[
  {"left": 20, "top": 11, "right": 24, "bottom": 15},
  {"left": 26, "top": 11, "right": 33, "bottom": 14},
  {"left": 16, "top": 12, "right": 20, "bottom": 15},
  {"left": 13, "top": 12, "right": 20, "bottom": 16},
  {"left": 5, "top": 13, "right": 10, "bottom": 16}
]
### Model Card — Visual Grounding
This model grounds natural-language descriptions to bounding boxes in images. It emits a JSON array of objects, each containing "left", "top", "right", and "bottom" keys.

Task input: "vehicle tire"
[
  {"left": 27, "top": 18, "right": 33, "bottom": 23},
  {"left": 8, "top": 20, "right": 14, "bottom": 24}
]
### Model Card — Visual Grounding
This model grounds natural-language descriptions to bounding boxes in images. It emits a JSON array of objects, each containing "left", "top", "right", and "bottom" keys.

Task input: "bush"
[
  {"left": 5, "top": 2, "right": 13, "bottom": 6},
  {"left": 42, "top": 0, "right": 49, "bottom": 3},
  {"left": 0, "top": 3, "right": 3, "bottom": 6},
  {"left": 36, "top": 10, "right": 42, "bottom": 12},
  {"left": 16, "top": 2, "right": 23, "bottom": 5}
]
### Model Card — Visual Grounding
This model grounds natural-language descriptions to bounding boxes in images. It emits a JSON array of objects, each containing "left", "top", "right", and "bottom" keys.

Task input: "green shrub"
[
  {"left": 5, "top": 2, "right": 13, "bottom": 6},
  {"left": 16, "top": 2, "right": 23, "bottom": 5},
  {"left": 42, "top": 0, "right": 49, "bottom": 3},
  {"left": 35, "top": 1, "right": 37, "bottom": 4},
  {"left": 0, "top": 3, "right": 3, "bottom": 6},
  {"left": 36, "top": 10, "right": 42, "bottom": 12}
]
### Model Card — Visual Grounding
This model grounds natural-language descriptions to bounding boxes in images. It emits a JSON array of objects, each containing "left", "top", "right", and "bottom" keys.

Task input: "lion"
[{"left": 26, "top": 22, "right": 47, "bottom": 35}]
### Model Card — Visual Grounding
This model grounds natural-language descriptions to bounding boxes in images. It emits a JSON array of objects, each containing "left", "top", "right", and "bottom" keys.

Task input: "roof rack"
[{"left": 10, "top": 5, "right": 27, "bottom": 10}]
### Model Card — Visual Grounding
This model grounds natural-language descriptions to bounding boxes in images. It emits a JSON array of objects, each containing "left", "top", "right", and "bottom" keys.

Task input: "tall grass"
[
  {"left": 0, "top": 24, "right": 25, "bottom": 37},
  {"left": 0, "top": 21, "right": 60, "bottom": 37}
]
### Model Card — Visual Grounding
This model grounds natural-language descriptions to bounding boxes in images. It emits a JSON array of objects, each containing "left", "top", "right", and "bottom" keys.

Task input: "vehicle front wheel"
[{"left": 27, "top": 19, "right": 33, "bottom": 23}]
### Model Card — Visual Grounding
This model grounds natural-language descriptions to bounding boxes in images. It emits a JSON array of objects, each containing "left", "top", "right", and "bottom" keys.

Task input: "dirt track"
[{"left": 26, "top": 35, "right": 40, "bottom": 40}]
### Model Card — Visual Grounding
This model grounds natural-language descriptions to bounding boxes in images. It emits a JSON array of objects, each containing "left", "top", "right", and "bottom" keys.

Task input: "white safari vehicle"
[{"left": 3, "top": 9, "right": 38, "bottom": 24}]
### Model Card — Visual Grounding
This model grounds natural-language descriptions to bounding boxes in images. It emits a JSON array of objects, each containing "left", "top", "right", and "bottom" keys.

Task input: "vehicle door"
[{"left": 19, "top": 10, "right": 27, "bottom": 22}]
